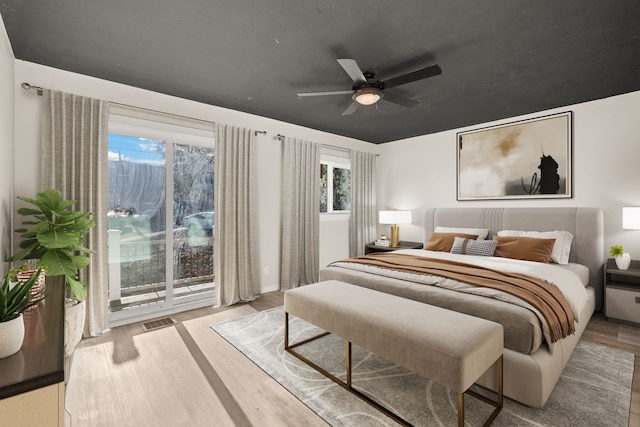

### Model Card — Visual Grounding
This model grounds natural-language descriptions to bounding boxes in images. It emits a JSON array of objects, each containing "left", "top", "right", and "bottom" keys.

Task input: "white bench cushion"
[{"left": 284, "top": 280, "right": 504, "bottom": 392}]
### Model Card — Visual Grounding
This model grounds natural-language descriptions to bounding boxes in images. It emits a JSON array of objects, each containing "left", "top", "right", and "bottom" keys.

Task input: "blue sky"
[{"left": 108, "top": 134, "right": 165, "bottom": 164}]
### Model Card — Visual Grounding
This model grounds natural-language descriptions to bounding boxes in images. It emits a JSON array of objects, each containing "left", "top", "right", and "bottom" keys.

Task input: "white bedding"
[
  {"left": 331, "top": 249, "right": 590, "bottom": 352},
  {"left": 555, "top": 262, "right": 590, "bottom": 286}
]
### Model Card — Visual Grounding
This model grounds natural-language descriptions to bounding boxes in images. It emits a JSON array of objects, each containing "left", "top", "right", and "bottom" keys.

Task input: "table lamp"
[{"left": 379, "top": 210, "right": 412, "bottom": 248}]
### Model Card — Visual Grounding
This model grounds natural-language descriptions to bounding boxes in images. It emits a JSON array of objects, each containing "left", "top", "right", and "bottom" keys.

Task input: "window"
[
  {"left": 107, "top": 111, "right": 215, "bottom": 325},
  {"left": 320, "top": 156, "right": 351, "bottom": 213}
]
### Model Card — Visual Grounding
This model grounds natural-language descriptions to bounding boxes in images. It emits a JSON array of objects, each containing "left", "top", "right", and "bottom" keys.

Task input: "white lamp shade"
[
  {"left": 623, "top": 207, "right": 640, "bottom": 230},
  {"left": 379, "top": 210, "right": 412, "bottom": 225}
]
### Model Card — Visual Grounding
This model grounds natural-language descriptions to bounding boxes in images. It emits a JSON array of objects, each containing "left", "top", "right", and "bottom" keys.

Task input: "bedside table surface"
[
  {"left": 365, "top": 241, "right": 423, "bottom": 254},
  {"left": 606, "top": 259, "right": 640, "bottom": 281}
]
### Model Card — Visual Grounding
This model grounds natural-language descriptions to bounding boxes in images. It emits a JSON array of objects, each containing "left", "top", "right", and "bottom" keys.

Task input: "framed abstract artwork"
[{"left": 457, "top": 111, "right": 572, "bottom": 200}]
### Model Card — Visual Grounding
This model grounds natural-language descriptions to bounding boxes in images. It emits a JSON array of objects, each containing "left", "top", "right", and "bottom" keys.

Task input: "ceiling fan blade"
[
  {"left": 337, "top": 59, "right": 367, "bottom": 84},
  {"left": 382, "top": 64, "right": 442, "bottom": 89},
  {"left": 297, "top": 90, "right": 354, "bottom": 97},
  {"left": 341, "top": 102, "right": 359, "bottom": 116},
  {"left": 382, "top": 91, "right": 421, "bottom": 108}
]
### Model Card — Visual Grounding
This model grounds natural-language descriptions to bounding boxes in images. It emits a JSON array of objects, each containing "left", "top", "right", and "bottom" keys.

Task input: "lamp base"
[{"left": 390, "top": 225, "right": 400, "bottom": 247}]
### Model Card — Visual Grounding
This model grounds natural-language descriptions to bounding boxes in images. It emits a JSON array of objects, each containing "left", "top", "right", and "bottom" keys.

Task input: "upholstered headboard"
[{"left": 424, "top": 207, "right": 604, "bottom": 311}]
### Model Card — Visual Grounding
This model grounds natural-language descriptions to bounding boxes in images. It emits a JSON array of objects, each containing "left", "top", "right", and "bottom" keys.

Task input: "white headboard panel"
[{"left": 424, "top": 207, "right": 604, "bottom": 311}]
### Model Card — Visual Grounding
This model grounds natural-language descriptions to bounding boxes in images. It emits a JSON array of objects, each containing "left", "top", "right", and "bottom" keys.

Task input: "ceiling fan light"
[{"left": 354, "top": 88, "right": 383, "bottom": 105}]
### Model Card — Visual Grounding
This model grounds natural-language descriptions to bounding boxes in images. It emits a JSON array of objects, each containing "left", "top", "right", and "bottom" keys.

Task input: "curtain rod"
[
  {"left": 21, "top": 82, "right": 44, "bottom": 95},
  {"left": 22, "top": 83, "right": 370, "bottom": 146},
  {"left": 276, "top": 133, "right": 350, "bottom": 153},
  {"left": 21, "top": 82, "right": 269, "bottom": 135},
  {"left": 276, "top": 133, "right": 379, "bottom": 156},
  {"left": 22, "top": 82, "right": 216, "bottom": 127}
]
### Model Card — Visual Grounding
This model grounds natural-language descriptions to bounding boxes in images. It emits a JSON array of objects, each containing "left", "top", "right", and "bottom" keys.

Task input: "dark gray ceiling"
[{"left": 2, "top": 1, "right": 640, "bottom": 143}]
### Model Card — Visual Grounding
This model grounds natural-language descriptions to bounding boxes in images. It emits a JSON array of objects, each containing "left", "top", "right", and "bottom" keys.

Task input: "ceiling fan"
[{"left": 297, "top": 58, "right": 442, "bottom": 116}]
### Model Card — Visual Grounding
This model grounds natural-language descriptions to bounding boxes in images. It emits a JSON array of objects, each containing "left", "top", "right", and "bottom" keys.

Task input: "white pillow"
[
  {"left": 435, "top": 226, "right": 489, "bottom": 240},
  {"left": 496, "top": 230, "right": 573, "bottom": 265}
]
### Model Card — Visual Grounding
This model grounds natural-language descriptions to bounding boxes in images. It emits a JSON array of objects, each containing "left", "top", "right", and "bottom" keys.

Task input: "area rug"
[{"left": 211, "top": 307, "right": 634, "bottom": 426}]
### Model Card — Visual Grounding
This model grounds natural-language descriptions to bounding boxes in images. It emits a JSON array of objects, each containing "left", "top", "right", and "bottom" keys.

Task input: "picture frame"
[{"left": 456, "top": 111, "right": 572, "bottom": 200}]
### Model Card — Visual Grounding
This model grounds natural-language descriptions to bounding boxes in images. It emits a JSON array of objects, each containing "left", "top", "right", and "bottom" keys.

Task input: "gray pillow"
[{"left": 450, "top": 237, "right": 497, "bottom": 257}]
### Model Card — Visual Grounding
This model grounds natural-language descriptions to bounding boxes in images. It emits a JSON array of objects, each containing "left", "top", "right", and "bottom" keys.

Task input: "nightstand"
[
  {"left": 365, "top": 241, "right": 423, "bottom": 255},
  {"left": 605, "top": 258, "right": 640, "bottom": 325}
]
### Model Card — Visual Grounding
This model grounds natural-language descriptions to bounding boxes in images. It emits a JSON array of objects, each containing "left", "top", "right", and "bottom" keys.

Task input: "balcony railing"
[{"left": 108, "top": 229, "right": 214, "bottom": 311}]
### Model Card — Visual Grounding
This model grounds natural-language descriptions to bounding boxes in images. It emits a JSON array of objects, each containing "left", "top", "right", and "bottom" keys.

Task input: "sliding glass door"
[
  {"left": 172, "top": 143, "right": 215, "bottom": 300},
  {"left": 107, "top": 114, "right": 215, "bottom": 326}
]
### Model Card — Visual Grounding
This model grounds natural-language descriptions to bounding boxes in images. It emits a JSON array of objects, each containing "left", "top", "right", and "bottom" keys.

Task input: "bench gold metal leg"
[
  {"left": 284, "top": 313, "right": 503, "bottom": 427},
  {"left": 284, "top": 311, "right": 330, "bottom": 351},
  {"left": 284, "top": 316, "right": 412, "bottom": 426},
  {"left": 498, "top": 355, "right": 503, "bottom": 407},
  {"left": 284, "top": 311, "right": 289, "bottom": 349},
  {"left": 346, "top": 341, "right": 352, "bottom": 388},
  {"left": 458, "top": 392, "right": 465, "bottom": 427},
  {"left": 463, "top": 355, "right": 503, "bottom": 427}
]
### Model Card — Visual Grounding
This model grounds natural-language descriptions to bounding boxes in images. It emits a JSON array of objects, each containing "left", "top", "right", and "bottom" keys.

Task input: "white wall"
[
  {"left": 13, "top": 60, "right": 378, "bottom": 293},
  {"left": 0, "top": 17, "right": 14, "bottom": 272},
  {"left": 319, "top": 214, "right": 350, "bottom": 268},
  {"left": 377, "top": 91, "right": 640, "bottom": 259}
]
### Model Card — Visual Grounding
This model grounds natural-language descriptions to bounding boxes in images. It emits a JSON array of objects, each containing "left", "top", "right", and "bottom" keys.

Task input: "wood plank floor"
[{"left": 66, "top": 292, "right": 640, "bottom": 427}]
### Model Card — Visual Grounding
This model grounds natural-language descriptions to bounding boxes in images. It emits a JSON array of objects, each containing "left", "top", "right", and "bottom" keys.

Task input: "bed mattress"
[{"left": 319, "top": 249, "right": 591, "bottom": 355}]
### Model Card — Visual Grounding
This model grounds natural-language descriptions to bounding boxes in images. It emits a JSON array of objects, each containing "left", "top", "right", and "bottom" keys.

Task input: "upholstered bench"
[{"left": 284, "top": 280, "right": 504, "bottom": 426}]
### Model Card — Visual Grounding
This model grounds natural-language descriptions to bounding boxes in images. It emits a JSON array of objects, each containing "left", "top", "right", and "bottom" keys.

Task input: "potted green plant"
[
  {"left": 7, "top": 189, "right": 95, "bottom": 301},
  {"left": 7, "top": 189, "right": 95, "bottom": 360},
  {"left": 0, "top": 269, "right": 45, "bottom": 358},
  {"left": 610, "top": 244, "right": 631, "bottom": 270}
]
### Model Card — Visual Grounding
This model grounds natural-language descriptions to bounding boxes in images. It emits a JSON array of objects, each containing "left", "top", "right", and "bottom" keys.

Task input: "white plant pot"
[
  {"left": 0, "top": 314, "right": 25, "bottom": 359},
  {"left": 64, "top": 298, "right": 86, "bottom": 384},
  {"left": 615, "top": 253, "right": 631, "bottom": 270},
  {"left": 64, "top": 299, "right": 86, "bottom": 357}
]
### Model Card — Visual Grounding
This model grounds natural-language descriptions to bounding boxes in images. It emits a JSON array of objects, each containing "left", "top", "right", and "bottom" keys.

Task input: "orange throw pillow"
[
  {"left": 493, "top": 236, "right": 556, "bottom": 263},
  {"left": 425, "top": 232, "right": 479, "bottom": 252}
]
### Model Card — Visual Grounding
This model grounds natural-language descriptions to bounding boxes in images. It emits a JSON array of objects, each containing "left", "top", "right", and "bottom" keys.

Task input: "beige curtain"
[
  {"left": 214, "top": 124, "right": 259, "bottom": 306},
  {"left": 349, "top": 150, "right": 377, "bottom": 257},
  {"left": 280, "top": 137, "right": 320, "bottom": 290},
  {"left": 41, "top": 89, "right": 109, "bottom": 337}
]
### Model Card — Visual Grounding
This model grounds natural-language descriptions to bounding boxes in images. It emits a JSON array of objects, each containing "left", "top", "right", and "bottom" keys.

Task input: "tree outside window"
[{"left": 320, "top": 158, "right": 350, "bottom": 213}]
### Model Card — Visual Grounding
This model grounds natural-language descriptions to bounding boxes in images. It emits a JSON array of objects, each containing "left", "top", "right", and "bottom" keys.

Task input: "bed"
[{"left": 318, "top": 207, "right": 604, "bottom": 408}]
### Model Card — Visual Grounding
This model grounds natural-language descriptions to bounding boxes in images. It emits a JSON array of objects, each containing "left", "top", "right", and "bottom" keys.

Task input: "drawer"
[{"left": 606, "top": 287, "right": 640, "bottom": 324}]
